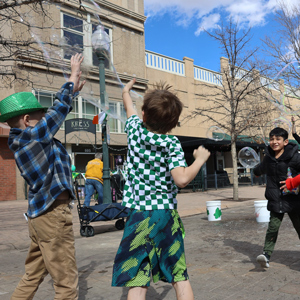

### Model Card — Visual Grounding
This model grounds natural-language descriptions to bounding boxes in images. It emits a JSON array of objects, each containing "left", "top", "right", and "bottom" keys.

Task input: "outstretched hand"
[
  {"left": 123, "top": 78, "right": 136, "bottom": 94},
  {"left": 279, "top": 180, "right": 287, "bottom": 190},
  {"left": 122, "top": 78, "right": 137, "bottom": 118},
  {"left": 69, "top": 53, "right": 86, "bottom": 94}
]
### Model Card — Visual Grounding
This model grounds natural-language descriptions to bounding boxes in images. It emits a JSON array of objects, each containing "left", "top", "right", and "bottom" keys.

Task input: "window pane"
[
  {"left": 120, "top": 103, "right": 126, "bottom": 123},
  {"left": 82, "top": 99, "right": 100, "bottom": 131},
  {"left": 39, "top": 93, "right": 52, "bottom": 107},
  {"left": 72, "top": 98, "right": 78, "bottom": 113},
  {"left": 107, "top": 102, "right": 117, "bottom": 132},
  {"left": 63, "top": 30, "right": 83, "bottom": 59},
  {"left": 107, "top": 116, "right": 117, "bottom": 133},
  {"left": 84, "top": 102, "right": 96, "bottom": 115},
  {"left": 63, "top": 15, "right": 83, "bottom": 32}
]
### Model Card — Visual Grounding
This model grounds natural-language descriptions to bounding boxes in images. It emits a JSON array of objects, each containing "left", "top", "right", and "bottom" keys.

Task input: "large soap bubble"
[
  {"left": 238, "top": 147, "right": 260, "bottom": 169},
  {"left": 262, "top": 116, "right": 292, "bottom": 146},
  {"left": 267, "top": 61, "right": 300, "bottom": 116},
  {"left": 23, "top": 0, "right": 143, "bottom": 129},
  {"left": 206, "top": 126, "right": 226, "bottom": 141}
]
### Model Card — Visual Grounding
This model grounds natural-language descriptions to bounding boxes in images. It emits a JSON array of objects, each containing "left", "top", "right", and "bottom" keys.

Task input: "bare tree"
[
  {"left": 190, "top": 20, "right": 275, "bottom": 200},
  {"left": 263, "top": 1, "right": 300, "bottom": 115},
  {"left": 0, "top": 0, "right": 82, "bottom": 89}
]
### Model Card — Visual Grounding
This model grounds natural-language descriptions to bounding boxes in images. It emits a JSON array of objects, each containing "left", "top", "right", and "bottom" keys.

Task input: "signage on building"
[
  {"left": 65, "top": 118, "right": 96, "bottom": 134},
  {"left": 65, "top": 118, "right": 97, "bottom": 148}
]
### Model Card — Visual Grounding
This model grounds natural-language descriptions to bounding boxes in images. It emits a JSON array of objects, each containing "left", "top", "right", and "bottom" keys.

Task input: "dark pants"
[
  {"left": 84, "top": 179, "right": 103, "bottom": 207},
  {"left": 263, "top": 210, "right": 300, "bottom": 256}
]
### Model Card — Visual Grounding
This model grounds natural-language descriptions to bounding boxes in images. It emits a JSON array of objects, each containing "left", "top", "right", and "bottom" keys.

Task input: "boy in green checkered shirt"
[{"left": 112, "top": 79, "right": 210, "bottom": 300}]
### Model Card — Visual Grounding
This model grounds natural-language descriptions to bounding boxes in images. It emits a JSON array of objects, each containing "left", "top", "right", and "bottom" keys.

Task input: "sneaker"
[{"left": 256, "top": 252, "right": 270, "bottom": 268}]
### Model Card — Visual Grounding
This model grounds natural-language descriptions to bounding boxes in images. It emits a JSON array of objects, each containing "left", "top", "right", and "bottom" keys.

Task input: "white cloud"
[
  {"left": 226, "top": 0, "right": 269, "bottom": 27},
  {"left": 145, "top": 0, "right": 233, "bottom": 19},
  {"left": 144, "top": 0, "right": 300, "bottom": 35},
  {"left": 195, "top": 13, "right": 221, "bottom": 36}
]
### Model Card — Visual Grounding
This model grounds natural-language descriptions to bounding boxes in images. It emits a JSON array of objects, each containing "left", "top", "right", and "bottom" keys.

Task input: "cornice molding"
[
  {"left": 64, "top": 0, "right": 146, "bottom": 23},
  {"left": 16, "top": 51, "right": 148, "bottom": 91}
]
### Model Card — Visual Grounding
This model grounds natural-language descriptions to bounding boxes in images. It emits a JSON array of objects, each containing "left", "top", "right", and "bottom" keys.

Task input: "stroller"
[{"left": 74, "top": 174, "right": 129, "bottom": 237}]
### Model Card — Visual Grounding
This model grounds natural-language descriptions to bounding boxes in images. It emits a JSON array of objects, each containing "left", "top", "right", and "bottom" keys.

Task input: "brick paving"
[{"left": 1, "top": 186, "right": 300, "bottom": 299}]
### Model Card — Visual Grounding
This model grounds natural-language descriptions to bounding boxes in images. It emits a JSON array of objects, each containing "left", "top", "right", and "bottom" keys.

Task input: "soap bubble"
[
  {"left": 206, "top": 126, "right": 226, "bottom": 141},
  {"left": 267, "top": 61, "right": 300, "bottom": 115},
  {"left": 262, "top": 117, "right": 292, "bottom": 146},
  {"left": 238, "top": 147, "right": 260, "bottom": 169}
]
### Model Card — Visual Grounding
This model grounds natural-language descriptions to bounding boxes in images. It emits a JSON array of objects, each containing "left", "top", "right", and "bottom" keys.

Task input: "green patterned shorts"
[{"left": 112, "top": 209, "right": 188, "bottom": 287}]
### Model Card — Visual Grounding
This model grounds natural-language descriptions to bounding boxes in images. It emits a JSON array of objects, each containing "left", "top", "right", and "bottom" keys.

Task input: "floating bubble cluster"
[
  {"left": 23, "top": 0, "right": 143, "bottom": 126},
  {"left": 238, "top": 147, "right": 260, "bottom": 169}
]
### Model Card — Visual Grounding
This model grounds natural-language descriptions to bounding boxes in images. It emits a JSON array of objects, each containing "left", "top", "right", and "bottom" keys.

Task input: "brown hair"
[
  {"left": 142, "top": 82, "right": 183, "bottom": 134},
  {"left": 6, "top": 114, "right": 24, "bottom": 128}
]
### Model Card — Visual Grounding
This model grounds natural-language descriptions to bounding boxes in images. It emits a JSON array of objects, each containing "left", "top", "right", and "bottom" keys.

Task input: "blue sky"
[{"left": 143, "top": 0, "right": 298, "bottom": 72}]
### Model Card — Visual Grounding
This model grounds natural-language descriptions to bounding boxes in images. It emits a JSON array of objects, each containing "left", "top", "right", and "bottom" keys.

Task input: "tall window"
[
  {"left": 107, "top": 102, "right": 126, "bottom": 134},
  {"left": 62, "top": 14, "right": 84, "bottom": 59},
  {"left": 61, "top": 13, "right": 112, "bottom": 69},
  {"left": 82, "top": 98, "right": 100, "bottom": 131}
]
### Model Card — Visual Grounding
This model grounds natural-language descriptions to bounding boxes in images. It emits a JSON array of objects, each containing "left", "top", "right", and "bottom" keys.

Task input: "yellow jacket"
[{"left": 85, "top": 158, "right": 103, "bottom": 184}]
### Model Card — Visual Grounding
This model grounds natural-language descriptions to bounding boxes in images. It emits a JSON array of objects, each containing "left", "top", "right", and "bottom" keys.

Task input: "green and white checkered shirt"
[{"left": 122, "top": 115, "right": 187, "bottom": 210}]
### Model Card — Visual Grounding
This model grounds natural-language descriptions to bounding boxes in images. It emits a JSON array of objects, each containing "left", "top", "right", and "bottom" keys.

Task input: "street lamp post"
[{"left": 92, "top": 26, "right": 111, "bottom": 204}]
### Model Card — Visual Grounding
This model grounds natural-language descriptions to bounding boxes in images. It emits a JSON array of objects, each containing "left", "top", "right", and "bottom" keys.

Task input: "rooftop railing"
[
  {"left": 145, "top": 50, "right": 292, "bottom": 90},
  {"left": 145, "top": 50, "right": 185, "bottom": 76},
  {"left": 146, "top": 50, "right": 223, "bottom": 85},
  {"left": 194, "top": 65, "right": 222, "bottom": 85}
]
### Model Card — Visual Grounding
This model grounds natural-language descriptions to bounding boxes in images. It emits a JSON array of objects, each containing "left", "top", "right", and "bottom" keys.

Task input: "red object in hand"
[{"left": 286, "top": 174, "right": 300, "bottom": 191}]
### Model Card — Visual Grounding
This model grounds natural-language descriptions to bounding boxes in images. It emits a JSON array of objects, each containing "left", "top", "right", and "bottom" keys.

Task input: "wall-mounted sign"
[
  {"left": 65, "top": 118, "right": 96, "bottom": 150},
  {"left": 65, "top": 118, "right": 96, "bottom": 134}
]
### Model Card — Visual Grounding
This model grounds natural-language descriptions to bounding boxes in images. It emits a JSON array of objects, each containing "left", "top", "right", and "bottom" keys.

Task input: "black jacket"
[{"left": 253, "top": 143, "right": 300, "bottom": 213}]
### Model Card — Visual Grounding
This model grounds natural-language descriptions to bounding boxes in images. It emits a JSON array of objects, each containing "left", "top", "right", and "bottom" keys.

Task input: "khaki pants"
[{"left": 11, "top": 199, "right": 78, "bottom": 300}]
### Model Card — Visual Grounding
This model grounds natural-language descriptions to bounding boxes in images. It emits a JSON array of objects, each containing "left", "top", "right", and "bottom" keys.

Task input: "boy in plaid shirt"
[
  {"left": 112, "top": 79, "right": 210, "bottom": 300},
  {"left": 0, "top": 53, "right": 85, "bottom": 299}
]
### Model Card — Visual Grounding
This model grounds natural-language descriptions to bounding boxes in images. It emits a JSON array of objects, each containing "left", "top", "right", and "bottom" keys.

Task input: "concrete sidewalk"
[
  {"left": 176, "top": 185, "right": 266, "bottom": 217},
  {"left": 0, "top": 185, "right": 266, "bottom": 252}
]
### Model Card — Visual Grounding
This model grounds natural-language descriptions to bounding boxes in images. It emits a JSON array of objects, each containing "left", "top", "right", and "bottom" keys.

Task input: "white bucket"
[
  {"left": 206, "top": 201, "right": 222, "bottom": 221},
  {"left": 254, "top": 200, "right": 270, "bottom": 223}
]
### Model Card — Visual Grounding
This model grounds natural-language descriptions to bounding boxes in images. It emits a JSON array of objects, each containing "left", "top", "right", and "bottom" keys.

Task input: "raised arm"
[
  {"left": 171, "top": 146, "right": 210, "bottom": 188},
  {"left": 29, "top": 53, "right": 86, "bottom": 143},
  {"left": 292, "top": 116, "right": 296, "bottom": 134},
  {"left": 122, "top": 78, "right": 137, "bottom": 118}
]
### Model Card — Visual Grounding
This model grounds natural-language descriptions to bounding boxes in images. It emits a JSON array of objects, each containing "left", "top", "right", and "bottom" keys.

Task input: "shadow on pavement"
[
  {"left": 119, "top": 285, "right": 173, "bottom": 300},
  {"left": 223, "top": 238, "right": 300, "bottom": 272},
  {"left": 78, "top": 260, "right": 98, "bottom": 299}
]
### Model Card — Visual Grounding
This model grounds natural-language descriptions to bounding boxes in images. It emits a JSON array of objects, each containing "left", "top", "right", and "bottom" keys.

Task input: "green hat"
[{"left": 0, "top": 92, "right": 48, "bottom": 122}]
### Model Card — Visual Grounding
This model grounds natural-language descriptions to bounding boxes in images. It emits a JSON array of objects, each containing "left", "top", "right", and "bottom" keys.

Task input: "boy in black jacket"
[{"left": 254, "top": 127, "right": 300, "bottom": 268}]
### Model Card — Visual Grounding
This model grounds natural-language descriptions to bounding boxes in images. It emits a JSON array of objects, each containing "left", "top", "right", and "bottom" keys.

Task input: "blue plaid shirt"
[{"left": 8, "top": 82, "right": 76, "bottom": 218}]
